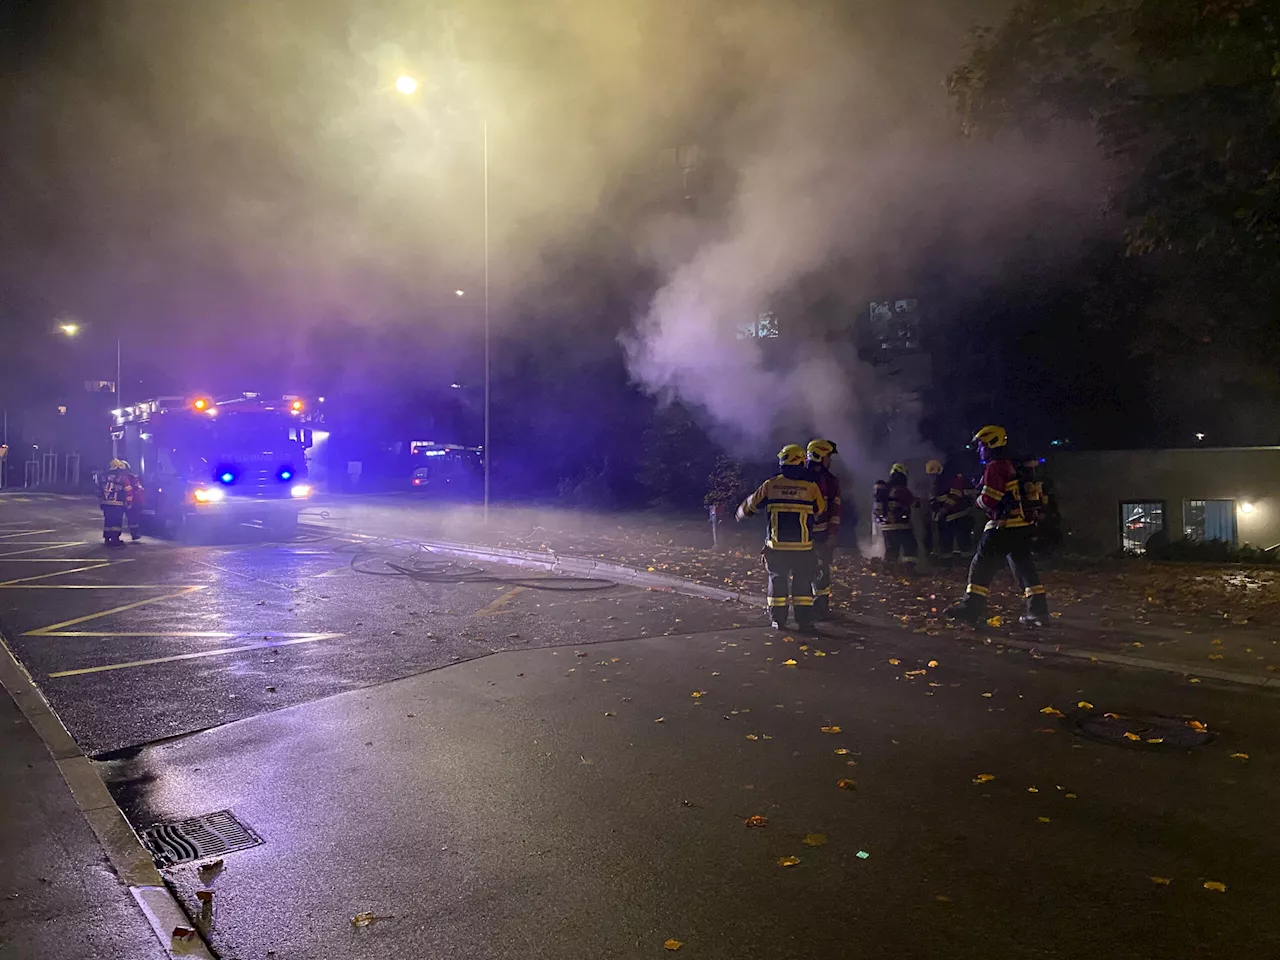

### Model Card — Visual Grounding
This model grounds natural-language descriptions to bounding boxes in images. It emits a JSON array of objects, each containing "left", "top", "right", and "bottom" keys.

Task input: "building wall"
[{"left": 1049, "top": 448, "right": 1280, "bottom": 554}]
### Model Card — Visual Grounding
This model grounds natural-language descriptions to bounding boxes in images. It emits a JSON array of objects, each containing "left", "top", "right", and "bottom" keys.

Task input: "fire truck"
[{"left": 111, "top": 393, "right": 314, "bottom": 537}]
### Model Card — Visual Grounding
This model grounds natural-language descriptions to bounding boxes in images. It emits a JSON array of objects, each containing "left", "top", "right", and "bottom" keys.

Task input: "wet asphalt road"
[
  {"left": 4, "top": 493, "right": 1280, "bottom": 959},
  {"left": 0, "top": 495, "right": 745, "bottom": 755}
]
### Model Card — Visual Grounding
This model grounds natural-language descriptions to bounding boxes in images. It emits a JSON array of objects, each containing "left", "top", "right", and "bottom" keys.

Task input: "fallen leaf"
[
  {"left": 604, "top": 712, "right": 616, "bottom": 717},
  {"left": 744, "top": 815, "right": 769, "bottom": 828},
  {"left": 802, "top": 833, "right": 827, "bottom": 846},
  {"left": 814, "top": 650, "right": 827, "bottom": 657},
  {"left": 821, "top": 725, "right": 842, "bottom": 734},
  {"left": 1211, "top": 638, "right": 1223, "bottom": 645},
  {"left": 351, "top": 912, "right": 378, "bottom": 928},
  {"left": 1131, "top": 641, "right": 1144, "bottom": 648},
  {"left": 799, "top": 645, "right": 809, "bottom": 651},
  {"left": 196, "top": 859, "right": 225, "bottom": 882},
  {"left": 982, "top": 692, "right": 994, "bottom": 698},
  {"left": 1040, "top": 707, "right": 1065, "bottom": 717},
  {"left": 1123, "top": 732, "right": 1141, "bottom": 741},
  {"left": 1065, "top": 793, "right": 1077, "bottom": 799},
  {"left": 172, "top": 927, "right": 197, "bottom": 941},
  {"left": 904, "top": 669, "right": 927, "bottom": 677},
  {"left": 783, "top": 636, "right": 795, "bottom": 642},
  {"left": 782, "top": 659, "right": 798, "bottom": 666},
  {"left": 834, "top": 748, "right": 850, "bottom": 755},
  {"left": 1077, "top": 701, "right": 1094, "bottom": 710},
  {"left": 927, "top": 660, "right": 939, "bottom": 668},
  {"left": 777, "top": 856, "right": 801, "bottom": 867},
  {"left": 934, "top": 894, "right": 952, "bottom": 902},
  {"left": 1145, "top": 737, "right": 1164, "bottom": 744},
  {"left": 1203, "top": 881, "right": 1227, "bottom": 892},
  {"left": 1230, "top": 752, "right": 1249, "bottom": 760},
  {"left": 1150, "top": 876, "right": 1172, "bottom": 886},
  {"left": 855, "top": 850, "right": 870, "bottom": 859},
  {"left": 1037, "top": 817, "right": 1051, "bottom": 823},
  {"left": 837, "top": 779, "right": 857, "bottom": 790},
  {"left": 986, "top": 616, "right": 1003, "bottom": 627},
  {"left": 1186, "top": 719, "right": 1209, "bottom": 732},
  {"left": 973, "top": 773, "right": 996, "bottom": 783},
  {"left": 654, "top": 717, "right": 665, "bottom": 723},
  {"left": 888, "top": 658, "right": 901, "bottom": 665},
  {"left": 664, "top": 938, "right": 683, "bottom": 951},
  {"left": 1208, "top": 654, "right": 1224, "bottom": 660},
  {"left": 1027, "top": 786, "right": 1039, "bottom": 793},
  {"left": 745, "top": 734, "right": 759, "bottom": 741},
  {"left": 691, "top": 691, "right": 706, "bottom": 698}
]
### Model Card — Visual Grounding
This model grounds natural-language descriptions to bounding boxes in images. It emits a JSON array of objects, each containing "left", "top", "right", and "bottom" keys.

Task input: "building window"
[
  {"left": 1120, "top": 501, "right": 1165, "bottom": 553},
  {"left": 1184, "top": 500, "right": 1237, "bottom": 546}
]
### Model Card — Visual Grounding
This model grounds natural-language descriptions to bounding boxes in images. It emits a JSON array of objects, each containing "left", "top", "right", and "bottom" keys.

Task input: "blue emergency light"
[
  {"left": 279, "top": 467, "right": 293, "bottom": 481},
  {"left": 219, "top": 471, "right": 236, "bottom": 484}
]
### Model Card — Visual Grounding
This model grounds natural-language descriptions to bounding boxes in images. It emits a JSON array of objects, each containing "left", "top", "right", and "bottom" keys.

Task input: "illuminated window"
[
  {"left": 1120, "top": 501, "right": 1164, "bottom": 553},
  {"left": 1184, "top": 500, "right": 1236, "bottom": 545}
]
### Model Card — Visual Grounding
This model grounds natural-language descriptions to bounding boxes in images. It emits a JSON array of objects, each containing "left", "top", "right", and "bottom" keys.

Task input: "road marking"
[
  {"left": 0, "top": 561, "right": 131, "bottom": 586},
  {"left": 48, "top": 633, "right": 345, "bottom": 677},
  {"left": 0, "top": 542, "right": 89, "bottom": 558},
  {"left": 0, "top": 528, "right": 56, "bottom": 540},
  {"left": 475, "top": 585, "right": 526, "bottom": 615},
  {"left": 36, "top": 631, "right": 238, "bottom": 638},
  {"left": 24, "top": 585, "right": 206, "bottom": 636}
]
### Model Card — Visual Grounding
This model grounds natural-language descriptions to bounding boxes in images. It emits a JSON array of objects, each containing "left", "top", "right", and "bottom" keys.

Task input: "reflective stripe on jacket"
[{"left": 737, "top": 473, "right": 827, "bottom": 551}]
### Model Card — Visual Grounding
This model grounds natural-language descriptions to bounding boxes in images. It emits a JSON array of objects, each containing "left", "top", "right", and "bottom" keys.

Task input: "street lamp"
[
  {"left": 397, "top": 74, "right": 491, "bottom": 521},
  {"left": 56, "top": 320, "right": 123, "bottom": 411}
]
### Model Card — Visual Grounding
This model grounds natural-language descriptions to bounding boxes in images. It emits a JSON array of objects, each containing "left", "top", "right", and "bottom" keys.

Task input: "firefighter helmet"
[
  {"left": 972, "top": 425, "right": 1008, "bottom": 449},
  {"left": 109, "top": 459, "right": 128, "bottom": 471},
  {"left": 806, "top": 438, "right": 837, "bottom": 462},
  {"left": 925, "top": 459, "right": 943, "bottom": 475},
  {"left": 778, "top": 444, "right": 807, "bottom": 466},
  {"left": 890, "top": 462, "right": 908, "bottom": 476}
]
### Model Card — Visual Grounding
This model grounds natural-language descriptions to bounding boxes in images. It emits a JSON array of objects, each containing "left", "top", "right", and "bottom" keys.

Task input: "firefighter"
[
  {"left": 873, "top": 462, "right": 918, "bottom": 567},
  {"left": 946, "top": 425, "right": 1050, "bottom": 627},
  {"left": 124, "top": 462, "right": 145, "bottom": 541},
  {"left": 923, "top": 459, "right": 944, "bottom": 556},
  {"left": 99, "top": 459, "right": 134, "bottom": 549},
  {"left": 737, "top": 444, "right": 827, "bottom": 632},
  {"left": 806, "top": 438, "right": 841, "bottom": 619},
  {"left": 931, "top": 459, "right": 975, "bottom": 562}
]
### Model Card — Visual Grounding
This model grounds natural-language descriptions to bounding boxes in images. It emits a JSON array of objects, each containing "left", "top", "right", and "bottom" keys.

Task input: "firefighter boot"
[
  {"left": 945, "top": 591, "right": 987, "bottom": 625},
  {"left": 1019, "top": 588, "right": 1050, "bottom": 627}
]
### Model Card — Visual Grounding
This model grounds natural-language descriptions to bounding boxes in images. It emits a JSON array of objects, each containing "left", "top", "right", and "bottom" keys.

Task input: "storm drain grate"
[
  {"left": 1070, "top": 712, "right": 1216, "bottom": 749},
  {"left": 140, "top": 809, "right": 263, "bottom": 867}
]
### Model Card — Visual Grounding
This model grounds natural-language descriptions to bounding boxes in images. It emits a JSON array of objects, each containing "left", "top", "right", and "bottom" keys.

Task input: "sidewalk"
[
  {"left": 317, "top": 499, "right": 1280, "bottom": 684},
  {"left": 0, "top": 693, "right": 167, "bottom": 960}
]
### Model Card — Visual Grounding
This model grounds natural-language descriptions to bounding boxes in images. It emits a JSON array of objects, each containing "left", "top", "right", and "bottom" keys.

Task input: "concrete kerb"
[
  {"left": 420, "top": 538, "right": 1280, "bottom": 690},
  {"left": 0, "top": 632, "right": 214, "bottom": 959}
]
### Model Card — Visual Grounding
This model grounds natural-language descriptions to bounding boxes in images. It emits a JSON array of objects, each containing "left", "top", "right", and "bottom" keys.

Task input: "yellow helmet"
[
  {"left": 806, "top": 438, "right": 837, "bottom": 462},
  {"left": 925, "top": 459, "right": 943, "bottom": 475},
  {"left": 890, "top": 462, "right": 908, "bottom": 475},
  {"left": 972, "top": 424, "right": 1008, "bottom": 449},
  {"left": 778, "top": 444, "right": 807, "bottom": 466},
  {"left": 109, "top": 459, "right": 128, "bottom": 471}
]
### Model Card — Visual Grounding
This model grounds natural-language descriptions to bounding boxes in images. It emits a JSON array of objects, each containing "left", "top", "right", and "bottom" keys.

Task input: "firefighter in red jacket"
[
  {"left": 99, "top": 459, "right": 134, "bottom": 549},
  {"left": 873, "top": 462, "right": 918, "bottom": 567},
  {"left": 946, "top": 425, "right": 1050, "bottom": 626},
  {"left": 806, "top": 438, "right": 841, "bottom": 619},
  {"left": 928, "top": 459, "right": 974, "bottom": 562},
  {"left": 737, "top": 444, "right": 827, "bottom": 632}
]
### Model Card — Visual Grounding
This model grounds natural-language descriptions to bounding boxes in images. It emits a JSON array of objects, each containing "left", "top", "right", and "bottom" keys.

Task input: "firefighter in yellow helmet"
[
  {"left": 99, "top": 459, "right": 134, "bottom": 549},
  {"left": 873, "top": 462, "right": 918, "bottom": 567},
  {"left": 806, "top": 439, "right": 841, "bottom": 619},
  {"left": 926, "top": 457, "right": 974, "bottom": 563},
  {"left": 946, "top": 425, "right": 1050, "bottom": 626},
  {"left": 737, "top": 444, "right": 827, "bottom": 632}
]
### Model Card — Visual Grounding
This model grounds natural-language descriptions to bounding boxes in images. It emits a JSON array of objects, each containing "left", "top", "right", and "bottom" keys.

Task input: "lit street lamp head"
[
  {"left": 455, "top": 289, "right": 465, "bottom": 297},
  {"left": 58, "top": 322, "right": 80, "bottom": 337},
  {"left": 395, "top": 75, "right": 419, "bottom": 96}
]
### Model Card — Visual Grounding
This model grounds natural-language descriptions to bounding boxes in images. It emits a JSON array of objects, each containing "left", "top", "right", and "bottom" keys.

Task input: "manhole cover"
[
  {"left": 1069, "top": 712, "right": 1215, "bottom": 748},
  {"left": 140, "top": 810, "right": 263, "bottom": 867}
]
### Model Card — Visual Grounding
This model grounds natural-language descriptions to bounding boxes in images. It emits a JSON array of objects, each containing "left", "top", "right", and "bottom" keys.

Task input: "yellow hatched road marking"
[
  {"left": 0, "top": 561, "right": 131, "bottom": 586},
  {"left": 24, "top": 585, "right": 206, "bottom": 635},
  {"left": 0, "top": 542, "right": 89, "bottom": 558},
  {"left": 0, "top": 529, "right": 56, "bottom": 540},
  {"left": 48, "top": 633, "right": 345, "bottom": 678},
  {"left": 475, "top": 586, "right": 526, "bottom": 615}
]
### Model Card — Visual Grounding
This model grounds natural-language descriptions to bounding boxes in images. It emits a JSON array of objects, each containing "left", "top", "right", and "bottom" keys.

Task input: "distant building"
[{"left": 1050, "top": 447, "right": 1280, "bottom": 555}]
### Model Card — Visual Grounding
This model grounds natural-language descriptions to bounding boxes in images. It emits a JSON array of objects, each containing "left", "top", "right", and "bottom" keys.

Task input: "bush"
[{"left": 1142, "top": 537, "right": 1277, "bottom": 565}]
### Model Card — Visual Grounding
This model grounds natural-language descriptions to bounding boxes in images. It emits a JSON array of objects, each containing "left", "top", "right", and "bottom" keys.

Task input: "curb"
[
  {"left": 417, "top": 537, "right": 1279, "bottom": 690},
  {"left": 0, "top": 634, "right": 214, "bottom": 959}
]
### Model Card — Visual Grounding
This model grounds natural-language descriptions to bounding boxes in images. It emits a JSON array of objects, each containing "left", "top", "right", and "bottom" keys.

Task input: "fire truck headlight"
[
  {"left": 290, "top": 483, "right": 311, "bottom": 499},
  {"left": 193, "top": 487, "right": 225, "bottom": 503}
]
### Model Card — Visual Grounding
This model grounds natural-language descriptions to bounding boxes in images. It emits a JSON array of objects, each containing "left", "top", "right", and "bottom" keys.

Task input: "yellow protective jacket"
[{"left": 736, "top": 470, "right": 827, "bottom": 551}]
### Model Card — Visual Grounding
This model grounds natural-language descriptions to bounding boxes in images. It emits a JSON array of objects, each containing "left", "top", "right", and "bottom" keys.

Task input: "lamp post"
[
  {"left": 396, "top": 76, "right": 490, "bottom": 522},
  {"left": 57, "top": 321, "right": 123, "bottom": 410}
]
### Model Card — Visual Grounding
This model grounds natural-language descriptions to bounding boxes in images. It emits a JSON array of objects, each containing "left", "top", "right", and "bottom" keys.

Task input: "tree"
[{"left": 949, "top": 0, "right": 1280, "bottom": 440}]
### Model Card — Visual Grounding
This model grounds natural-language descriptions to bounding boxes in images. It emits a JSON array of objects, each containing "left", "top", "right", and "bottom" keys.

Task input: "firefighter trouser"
[
  {"left": 101, "top": 505, "right": 125, "bottom": 544},
  {"left": 939, "top": 515, "right": 974, "bottom": 556},
  {"left": 126, "top": 506, "right": 143, "bottom": 540},
  {"left": 883, "top": 528, "right": 918, "bottom": 564},
  {"left": 764, "top": 548, "right": 818, "bottom": 626},
  {"left": 961, "top": 526, "right": 1049, "bottom": 615},
  {"left": 811, "top": 540, "right": 835, "bottom": 617}
]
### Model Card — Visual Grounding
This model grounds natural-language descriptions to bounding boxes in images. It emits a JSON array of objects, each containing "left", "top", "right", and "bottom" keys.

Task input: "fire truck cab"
[{"left": 111, "top": 393, "right": 314, "bottom": 537}]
